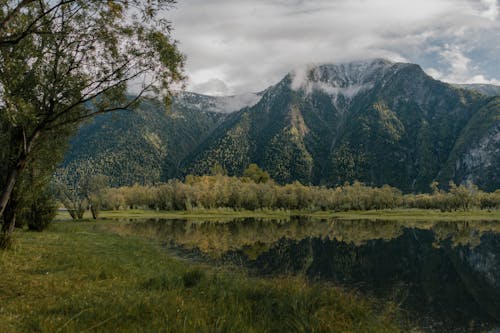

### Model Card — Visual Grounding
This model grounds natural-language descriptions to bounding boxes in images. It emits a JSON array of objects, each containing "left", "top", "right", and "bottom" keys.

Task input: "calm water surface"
[{"left": 127, "top": 217, "right": 500, "bottom": 332}]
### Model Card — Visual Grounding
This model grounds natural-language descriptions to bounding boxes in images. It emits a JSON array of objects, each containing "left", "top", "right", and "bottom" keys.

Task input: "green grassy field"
[
  {"left": 93, "top": 208, "right": 500, "bottom": 222},
  {"left": 0, "top": 220, "right": 401, "bottom": 333}
]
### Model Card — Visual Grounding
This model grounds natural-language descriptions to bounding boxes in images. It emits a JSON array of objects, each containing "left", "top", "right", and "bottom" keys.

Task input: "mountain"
[
  {"left": 62, "top": 59, "right": 500, "bottom": 192},
  {"left": 61, "top": 92, "right": 261, "bottom": 186},
  {"left": 455, "top": 83, "right": 500, "bottom": 97},
  {"left": 182, "top": 59, "right": 500, "bottom": 192}
]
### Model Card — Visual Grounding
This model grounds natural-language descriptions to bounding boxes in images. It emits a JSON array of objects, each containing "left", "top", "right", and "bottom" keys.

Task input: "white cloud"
[
  {"left": 167, "top": 0, "right": 500, "bottom": 95},
  {"left": 480, "top": 0, "right": 498, "bottom": 20},
  {"left": 440, "top": 45, "right": 472, "bottom": 80},
  {"left": 423, "top": 44, "right": 500, "bottom": 84},
  {"left": 424, "top": 67, "right": 444, "bottom": 80},
  {"left": 191, "top": 78, "right": 230, "bottom": 96},
  {"left": 467, "top": 74, "right": 500, "bottom": 85}
]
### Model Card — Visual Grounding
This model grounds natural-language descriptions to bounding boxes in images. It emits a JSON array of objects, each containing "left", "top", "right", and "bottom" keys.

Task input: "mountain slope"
[
  {"left": 182, "top": 59, "right": 499, "bottom": 192},
  {"left": 62, "top": 95, "right": 232, "bottom": 186},
  {"left": 439, "top": 96, "right": 500, "bottom": 191},
  {"left": 62, "top": 59, "right": 500, "bottom": 192}
]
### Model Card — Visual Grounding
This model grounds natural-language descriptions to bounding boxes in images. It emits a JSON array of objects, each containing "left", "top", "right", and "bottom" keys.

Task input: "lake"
[{"left": 126, "top": 217, "right": 500, "bottom": 332}]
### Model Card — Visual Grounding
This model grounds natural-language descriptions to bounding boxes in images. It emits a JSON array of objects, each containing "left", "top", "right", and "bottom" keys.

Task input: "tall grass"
[{"left": 0, "top": 221, "right": 401, "bottom": 332}]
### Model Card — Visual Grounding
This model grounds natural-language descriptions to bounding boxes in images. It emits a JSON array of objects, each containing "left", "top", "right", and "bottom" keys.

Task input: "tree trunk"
[
  {"left": 0, "top": 161, "right": 23, "bottom": 220},
  {"left": 0, "top": 198, "right": 18, "bottom": 249},
  {"left": 0, "top": 130, "right": 39, "bottom": 243},
  {"left": 90, "top": 203, "right": 97, "bottom": 219}
]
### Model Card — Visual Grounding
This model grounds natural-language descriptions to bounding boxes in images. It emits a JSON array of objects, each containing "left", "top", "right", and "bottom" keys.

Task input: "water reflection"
[{"left": 128, "top": 217, "right": 500, "bottom": 332}]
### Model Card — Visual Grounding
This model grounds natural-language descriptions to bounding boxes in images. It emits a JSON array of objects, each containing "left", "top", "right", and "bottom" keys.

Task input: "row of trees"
[{"left": 59, "top": 171, "right": 500, "bottom": 219}]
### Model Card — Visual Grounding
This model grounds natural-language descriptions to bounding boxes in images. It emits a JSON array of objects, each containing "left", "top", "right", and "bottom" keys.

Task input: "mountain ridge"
[{"left": 62, "top": 59, "right": 500, "bottom": 192}]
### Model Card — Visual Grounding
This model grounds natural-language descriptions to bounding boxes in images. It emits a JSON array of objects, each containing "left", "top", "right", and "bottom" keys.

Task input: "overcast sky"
[{"left": 167, "top": 0, "right": 500, "bottom": 96}]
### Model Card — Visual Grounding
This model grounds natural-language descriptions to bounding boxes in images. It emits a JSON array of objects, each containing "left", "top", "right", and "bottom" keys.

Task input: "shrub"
[{"left": 23, "top": 191, "right": 58, "bottom": 232}]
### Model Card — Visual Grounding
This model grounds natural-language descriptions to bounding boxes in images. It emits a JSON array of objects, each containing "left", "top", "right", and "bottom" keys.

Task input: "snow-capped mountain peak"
[{"left": 290, "top": 59, "right": 405, "bottom": 101}]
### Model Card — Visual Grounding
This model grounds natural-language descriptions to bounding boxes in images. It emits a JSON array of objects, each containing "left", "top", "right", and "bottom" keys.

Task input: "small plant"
[{"left": 182, "top": 268, "right": 205, "bottom": 288}]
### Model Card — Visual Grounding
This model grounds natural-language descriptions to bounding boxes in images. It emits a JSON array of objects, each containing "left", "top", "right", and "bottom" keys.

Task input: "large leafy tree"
[{"left": 0, "top": 0, "right": 184, "bottom": 245}]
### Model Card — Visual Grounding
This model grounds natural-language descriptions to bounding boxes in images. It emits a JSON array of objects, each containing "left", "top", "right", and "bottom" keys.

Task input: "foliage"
[
  {"left": 22, "top": 190, "right": 57, "bottom": 232},
  {"left": 0, "top": 0, "right": 184, "bottom": 239},
  {"left": 98, "top": 173, "right": 500, "bottom": 213},
  {"left": 53, "top": 167, "right": 87, "bottom": 220},
  {"left": 0, "top": 124, "right": 68, "bottom": 246},
  {"left": 243, "top": 163, "right": 270, "bottom": 183},
  {"left": 62, "top": 98, "right": 226, "bottom": 187},
  {"left": 54, "top": 164, "right": 108, "bottom": 220}
]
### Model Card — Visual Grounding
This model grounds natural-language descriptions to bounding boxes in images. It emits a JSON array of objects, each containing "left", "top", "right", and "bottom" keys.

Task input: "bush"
[{"left": 23, "top": 191, "right": 58, "bottom": 232}]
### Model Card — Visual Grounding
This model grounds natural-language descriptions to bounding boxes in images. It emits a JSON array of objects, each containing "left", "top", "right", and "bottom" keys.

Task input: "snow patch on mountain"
[
  {"left": 175, "top": 91, "right": 262, "bottom": 114},
  {"left": 290, "top": 59, "right": 400, "bottom": 103},
  {"left": 213, "top": 93, "right": 262, "bottom": 113}
]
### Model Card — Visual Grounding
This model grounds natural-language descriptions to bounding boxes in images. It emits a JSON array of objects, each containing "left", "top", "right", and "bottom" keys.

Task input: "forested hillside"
[
  {"left": 61, "top": 97, "right": 228, "bottom": 186},
  {"left": 63, "top": 59, "right": 500, "bottom": 192}
]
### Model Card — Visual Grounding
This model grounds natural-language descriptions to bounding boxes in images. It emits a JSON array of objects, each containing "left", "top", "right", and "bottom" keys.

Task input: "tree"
[
  {"left": 53, "top": 167, "right": 87, "bottom": 220},
  {"left": 0, "top": 113, "right": 69, "bottom": 246},
  {"left": 54, "top": 163, "right": 109, "bottom": 220},
  {"left": 210, "top": 163, "right": 227, "bottom": 176},
  {"left": 0, "top": 0, "right": 184, "bottom": 245},
  {"left": 243, "top": 163, "right": 270, "bottom": 183},
  {"left": 82, "top": 174, "right": 108, "bottom": 219}
]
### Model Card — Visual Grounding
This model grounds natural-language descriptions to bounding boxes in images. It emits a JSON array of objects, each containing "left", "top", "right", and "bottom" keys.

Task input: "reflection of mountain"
[{"left": 129, "top": 218, "right": 500, "bottom": 331}]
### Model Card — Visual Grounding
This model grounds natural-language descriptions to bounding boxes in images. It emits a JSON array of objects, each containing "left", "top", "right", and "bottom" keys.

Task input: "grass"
[
  {"left": 327, "top": 208, "right": 500, "bottom": 221},
  {"left": 0, "top": 220, "right": 402, "bottom": 333},
  {"left": 96, "top": 208, "right": 294, "bottom": 221},
  {"left": 91, "top": 208, "right": 500, "bottom": 222}
]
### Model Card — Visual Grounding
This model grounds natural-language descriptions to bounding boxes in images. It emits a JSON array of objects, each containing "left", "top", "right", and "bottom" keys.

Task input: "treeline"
[{"left": 92, "top": 175, "right": 500, "bottom": 214}]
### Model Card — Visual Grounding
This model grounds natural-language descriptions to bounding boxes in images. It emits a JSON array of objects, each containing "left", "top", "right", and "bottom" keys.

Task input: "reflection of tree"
[
  {"left": 129, "top": 218, "right": 500, "bottom": 258},
  {"left": 128, "top": 217, "right": 500, "bottom": 330}
]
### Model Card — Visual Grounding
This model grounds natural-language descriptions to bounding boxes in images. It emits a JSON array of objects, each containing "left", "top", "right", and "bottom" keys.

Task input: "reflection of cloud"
[{"left": 169, "top": 0, "right": 500, "bottom": 94}]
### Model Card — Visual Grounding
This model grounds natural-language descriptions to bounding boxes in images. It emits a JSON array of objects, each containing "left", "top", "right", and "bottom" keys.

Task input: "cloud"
[
  {"left": 423, "top": 44, "right": 500, "bottom": 85},
  {"left": 191, "top": 78, "right": 230, "bottom": 96},
  {"left": 168, "top": 0, "right": 500, "bottom": 94},
  {"left": 480, "top": 0, "right": 498, "bottom": 20},
  {"left": 440, "top": 45, "right": 473, "bottom": 80}
]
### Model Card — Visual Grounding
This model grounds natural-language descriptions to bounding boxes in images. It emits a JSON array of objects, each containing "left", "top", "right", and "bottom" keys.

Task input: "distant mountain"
[
  {"left": 455, "top": 84, "right": 500, "bottom": 97},
  {"left": 175, "top": 91, "right": 262, "bottom": 114},
  {"left": 62, "top": 91, "right": 265, "bottom": 186},
  {"left": 182, "top": 59, "right": 500, "bottom": 192},
  {"left": 63, "top": 59, "right": 500, "bottom": 192}
]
